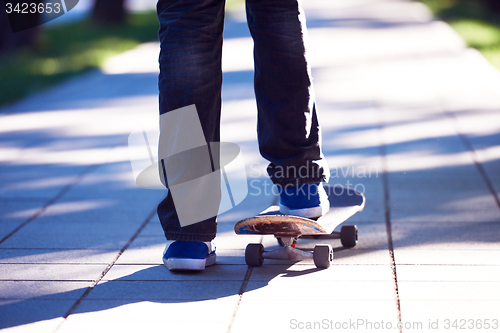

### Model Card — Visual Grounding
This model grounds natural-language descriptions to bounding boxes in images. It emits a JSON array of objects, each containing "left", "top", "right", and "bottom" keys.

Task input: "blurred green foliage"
[
  {"left": 421, "top": 0, "right": 500, "bottom": 19},
  {"left": 225, "top": 0, "right": 244, "bottom": 12},
  {"left": 420, "top": 0, "right": 500, "bottom": 69},
  {"left": 0, "top": 11, "right": 159, "bottom": 107}
]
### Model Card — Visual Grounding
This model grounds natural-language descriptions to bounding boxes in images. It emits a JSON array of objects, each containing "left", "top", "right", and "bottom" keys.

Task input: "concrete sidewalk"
[{"left": 1, "top": 0, "right": 500, "bottom": 332}]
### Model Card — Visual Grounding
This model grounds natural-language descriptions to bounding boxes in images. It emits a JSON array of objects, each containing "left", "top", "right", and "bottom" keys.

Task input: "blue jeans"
[{"left": 157, "top": 0, "right": 329, "bottom": 241}]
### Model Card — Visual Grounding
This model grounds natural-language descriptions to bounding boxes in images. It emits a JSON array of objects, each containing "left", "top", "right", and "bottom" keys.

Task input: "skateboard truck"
[
  {"left": 266, "top": 237, "right": 313, "bottom": 260},
  {"left": 245, "top": 237, "right": 334, "bottom": 269},
  {"left": 244, "top": 226, "right": 357, "bottom": 269},
  {"left": 300, "top": 225, "right": 358, "bottom": 248}
]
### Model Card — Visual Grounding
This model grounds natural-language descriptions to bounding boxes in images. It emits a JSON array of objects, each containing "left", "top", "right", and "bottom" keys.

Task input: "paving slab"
[
  {"left": 0, "top": 249, "right": 118, "bottom": 264},
  {"left": 0, "top": 300, "right": 69, "bottom": 331},
  {"left": 112, "top": 237, "right": 166, "bottom": 265},
  {"left": 133, "top": 218, "right": 163, "bottom": 237},
  {"left": 248, "top": 263, "right": 393, "bottom": 282},
  {"left": 0, "top": 207, "right": 153, "bottom": 250},
  {"left": 0, "top": 199, "right": 48, "bottom": 241},
  {"left": 86, "top": 280, "right": 245, "bottom": 301},
  {"left": 0, "top": 264, "right": 107, "bottom": 281},
  {"left": 395, "top": 248, "right": 500, "bottom": 266},
  {"left": 0, "top": 189, "right": 157, "bottom": 249},
  {"left": 392, "top": 221, "right": 500, "bottom": 250},
  {"left": 57, "top": 298, "right": 239, "bottom": 333},
  {"left": 398, "top": 281, "right": 500, "bottom": 301},
  {"left": 400, "top": 300, "right": 500, "bottom": 332},
  {"left": 398, "top": 284, "right": 500, "bottom": 332},
  {"left": 0, "top": 164, "right": 90, "bottom": 200},
  {"left": 58, "top": 317, "right": 232, "bottom": 333},
  {"left": 242, "top": 279, "right": 395, "bottom": 301},
  {"left": 0, "top": 281, "right": 90, "bottom": 304},
  {"left": 396, "top": 265, "right": 500, "bottom": 282},
  {"left": 102, "top": 263, "right": 248, "bottom": 282},
  {"left": 115, "top": 243, "right": 246, "bottom": 266},
  {"left": 230, "top": 299, "right": 399, "bottom": 333}
]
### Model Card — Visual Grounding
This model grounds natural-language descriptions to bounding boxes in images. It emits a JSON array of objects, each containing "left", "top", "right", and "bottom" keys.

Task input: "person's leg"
[
  {"left": 156, "top": 0, "right": 225, "bottom": 243},
  {"left": 246, "top": 0, "right": 330, "bottom": 216},
  {"left": 156, "top": 0, "right": 225, "bottom": 270}
]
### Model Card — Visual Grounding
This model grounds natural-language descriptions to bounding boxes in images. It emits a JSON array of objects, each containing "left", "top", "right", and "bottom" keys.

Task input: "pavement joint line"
[
  {"left": 57, "top": 207, "right": 157, "bottom": 329},
  {"left": 227, "top": 266, "right": 254, "bottom": 333},
  {"left": 443, "top": 106, "right": 500, "bottom": 210},
  {"left": 227, "top": 234, "right": 263, "bottom": 333},
  {"left": 238, "top": 265, "right": 254, "bottom": 296},
  {"left": 378, "top": 104, "right": 403, "bottom": 332},
  {"left": 0, "top": 163, "right": 101, "bottom": 246}
]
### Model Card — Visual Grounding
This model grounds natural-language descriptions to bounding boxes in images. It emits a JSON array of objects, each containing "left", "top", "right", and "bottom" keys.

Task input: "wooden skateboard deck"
[
  {"left": 234, "top": 210, "right": 327, "bottom": 237},
  {"left": 234, "top": 185, "right": 365, "bottom": 236}
]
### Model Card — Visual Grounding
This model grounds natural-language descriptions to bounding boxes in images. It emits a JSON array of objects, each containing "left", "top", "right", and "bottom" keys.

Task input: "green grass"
[
  {"left": 450, "top": 20, "right": 500, "bottom": 68},
  {"left": 0, "top": 11, "right": 159, "bottom": 107},
  {"left": 419, "top": 0, "right": 500, "bottom": 69}
]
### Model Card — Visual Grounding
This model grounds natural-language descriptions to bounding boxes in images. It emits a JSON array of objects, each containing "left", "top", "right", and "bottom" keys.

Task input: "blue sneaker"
[
  {"left": 162, "top": 241, "right": 216, "bottom": 271},
  {"left": 279, "top": 183, "right": 330, "bottom": 218}
]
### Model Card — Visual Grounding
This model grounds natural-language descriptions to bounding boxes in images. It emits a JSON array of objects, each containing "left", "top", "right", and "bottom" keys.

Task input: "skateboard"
[{"left": 234, "top": 185, "right": 365, "bottom": 268}]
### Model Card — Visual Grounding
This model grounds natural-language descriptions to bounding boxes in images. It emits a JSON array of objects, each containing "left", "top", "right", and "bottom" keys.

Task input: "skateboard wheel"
[
  {"left": 313, "top": 244, "right": 333, "bottom": 269},
  {"left": 340, "top": 225, "right": 358, "bottom": 248},
  {"left": 245, "top": 243, "right": 264, "bottom": 267}
]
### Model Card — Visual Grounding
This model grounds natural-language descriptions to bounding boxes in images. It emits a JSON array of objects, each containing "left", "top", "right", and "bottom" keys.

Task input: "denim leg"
[
  {"left": 156, "top": 0, "right": 225, "bottom": 241},
  {"left": 246, "top": 0, "right": 329, "bottom": 187}
]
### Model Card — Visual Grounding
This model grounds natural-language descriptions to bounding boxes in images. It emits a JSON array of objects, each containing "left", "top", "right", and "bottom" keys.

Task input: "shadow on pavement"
[{"left": 0, "top": 263, "right": 291, "bottom": 329}]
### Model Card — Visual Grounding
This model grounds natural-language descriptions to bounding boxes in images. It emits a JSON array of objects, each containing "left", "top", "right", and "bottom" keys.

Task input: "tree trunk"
[{"left": 92, "top": 0, "right": 126, "bottom": 25}]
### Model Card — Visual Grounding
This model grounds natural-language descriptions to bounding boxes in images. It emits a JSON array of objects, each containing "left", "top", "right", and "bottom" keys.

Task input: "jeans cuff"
[
  {"left": 271, "top": 175, "right": 327, "bottom": 187},
  {"left": 165, "top": 232, "right": 216, "bottom": 242}
]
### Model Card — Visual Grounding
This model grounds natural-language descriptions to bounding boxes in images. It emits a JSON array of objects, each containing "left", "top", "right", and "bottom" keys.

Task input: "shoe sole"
[{"left": 164, "top": 252, "right": 216, "bottom": 271}]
